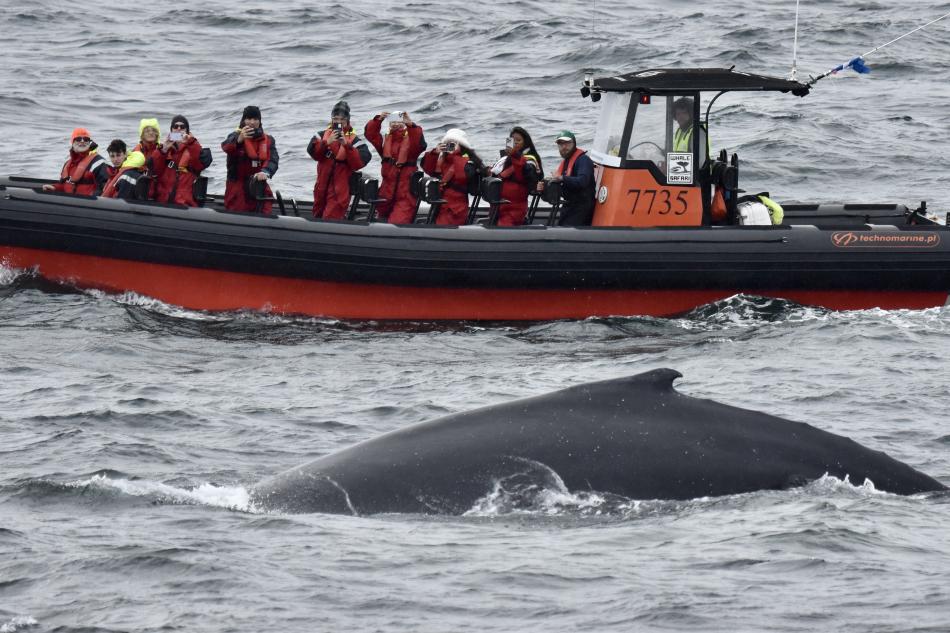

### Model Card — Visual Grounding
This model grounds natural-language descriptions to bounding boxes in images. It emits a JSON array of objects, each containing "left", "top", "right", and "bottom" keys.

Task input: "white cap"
[{"left": 441, "top": 128, "right": 470, "bottom": 148}]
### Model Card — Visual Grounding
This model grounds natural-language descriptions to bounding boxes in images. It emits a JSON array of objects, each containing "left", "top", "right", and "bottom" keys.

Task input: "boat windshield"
[
  {"left": 590, "top": 92, "right": 632, "bottom": 168},
  {"left": 626, "top": 96, "right": 667, "bottom": 169}
]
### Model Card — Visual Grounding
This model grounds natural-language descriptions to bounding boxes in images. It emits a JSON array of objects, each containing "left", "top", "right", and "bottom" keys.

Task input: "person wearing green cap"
[{"left": 550, "top": 130, "right": 595, "bottom": 225}]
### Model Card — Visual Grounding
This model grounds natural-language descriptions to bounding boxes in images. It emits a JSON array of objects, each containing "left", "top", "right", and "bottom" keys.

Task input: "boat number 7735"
[{"left": 626, "top": 188, "right": 690, "bottom": 215}]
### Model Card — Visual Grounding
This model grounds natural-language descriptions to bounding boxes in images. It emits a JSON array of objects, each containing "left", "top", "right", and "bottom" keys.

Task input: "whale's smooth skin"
[{"left": 251, "top": 369, "right": 946, "bottom": 515}]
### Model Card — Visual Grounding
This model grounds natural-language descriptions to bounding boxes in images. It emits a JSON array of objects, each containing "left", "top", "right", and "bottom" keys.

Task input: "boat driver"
[{"left": 672, "top": 97, "right": 709, "bottom": 160}]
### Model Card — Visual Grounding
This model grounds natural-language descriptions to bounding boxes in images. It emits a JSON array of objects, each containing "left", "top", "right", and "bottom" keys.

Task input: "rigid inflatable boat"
[{"left": 1, "top": 68, "right": 947, "bottom": 320}]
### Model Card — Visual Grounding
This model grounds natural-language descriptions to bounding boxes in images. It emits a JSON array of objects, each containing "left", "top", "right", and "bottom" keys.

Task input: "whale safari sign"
[{"left": 1, "top": 68, "right": 949, "bottom": 320}]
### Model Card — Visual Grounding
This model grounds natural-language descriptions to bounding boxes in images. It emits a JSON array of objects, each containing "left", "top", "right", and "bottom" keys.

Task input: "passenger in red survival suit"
[
  {"left": 221, "top": 105, "right": 279, "bottom": 214},
  {"left": 363, "top": 110, "right": 426, "bottom": 224},
  {"left": 43, "top": 127, "right": 111, "bottom": 196},
  {"left": 307, "top": 100, "right": 372, "bottom": 220}
]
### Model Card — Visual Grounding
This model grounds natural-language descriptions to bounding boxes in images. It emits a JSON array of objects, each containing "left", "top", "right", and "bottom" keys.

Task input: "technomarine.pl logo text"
[{"left": 831, "top": 232, "right": 941, "bottom": 248}]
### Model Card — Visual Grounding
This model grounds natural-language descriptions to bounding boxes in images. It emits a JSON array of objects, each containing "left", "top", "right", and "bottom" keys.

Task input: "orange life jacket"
[
  {"left": 382, "top": 128, "right": 411, "bottom": 166},
  {"left": 165, "top": 140, "right": 194, "bottom": 173},
  {"left": 101, "top": 166, "right": 139, "bottom": 198},
  {"left": 554, "top": 148, "right": 585, "bottom": 178},
  {"left": 133, "top": 141, "right": 159, "bottom": 174},
  {"left": 711, "top": 186, "right": 728, "bottom": 223},
  {"left": 321, "top": 127, "right": 356, "bottom": 162},
  {"left": 59, "top": 152, "right": 100, "bottom": 193},
  {"left": 244, "top": 133, "right": 270, "bottom": 169}
]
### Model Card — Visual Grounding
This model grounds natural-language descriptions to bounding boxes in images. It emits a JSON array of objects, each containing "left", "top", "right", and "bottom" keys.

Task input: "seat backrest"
[
  {"left": 464, "top": 161, "right": 482, "bottom": 196},
  {"left": 361, "top": 177, "right": 379, "bottom": 203},
  {"left": 348, "top": 171, "right": 362, "bottom": 198},
  {"left": 409, "top": 170, "right": 425, "bottom": 199},
  {"left": 247, "top": 176, "right": 268, "bottom": 200},
  {"left": 133, "top": 175, "right": 153, "bottom": 201},
  {"left": 192, "top": 176, "right": 208, "bottom": 206},
  {"left": 479, "top": 177, "right": 503, "bottom": 205},
  {"left": 541, "top": 179, "right": 562, "bottom": 206}
]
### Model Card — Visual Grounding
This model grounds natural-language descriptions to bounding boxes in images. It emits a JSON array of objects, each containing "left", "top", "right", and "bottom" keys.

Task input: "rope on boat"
[
  {"left": 806, "top": 9, "right": 950, "bottom": 87},
  {"left": 790, "top": 0, "right": 801, "bottom": 81}
]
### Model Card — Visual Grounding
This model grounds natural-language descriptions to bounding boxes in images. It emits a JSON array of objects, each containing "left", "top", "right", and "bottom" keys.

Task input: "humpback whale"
[{"left": 251, "top": 369, "right": 946, "bottom": 515}]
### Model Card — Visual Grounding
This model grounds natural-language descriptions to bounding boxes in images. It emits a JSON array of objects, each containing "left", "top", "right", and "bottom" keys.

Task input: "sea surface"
[{"left": 2, "top": 1, "right": 950, "bottom": 631}]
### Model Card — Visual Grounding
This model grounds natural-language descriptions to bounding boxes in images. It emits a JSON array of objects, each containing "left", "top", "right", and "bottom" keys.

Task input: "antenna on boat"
[
  {"left": 806, "top": 9, "right": 950, "bottom": 87},
  {"left": 790, "top": 0, "right": 801, "bottom": 81}
]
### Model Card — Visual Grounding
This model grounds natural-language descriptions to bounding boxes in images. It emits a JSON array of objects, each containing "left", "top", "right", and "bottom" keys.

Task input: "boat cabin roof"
[{"left": 591, "top": 68, "right": 810, "bottom": 97}]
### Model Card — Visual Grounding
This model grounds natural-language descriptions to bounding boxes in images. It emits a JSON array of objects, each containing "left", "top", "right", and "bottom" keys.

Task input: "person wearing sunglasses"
[
  {"left": 155, "top": 115, "right": 208, "bottom": 207},
  {"left": 42, "top": 127, "right": 110, "bottom": 196}
]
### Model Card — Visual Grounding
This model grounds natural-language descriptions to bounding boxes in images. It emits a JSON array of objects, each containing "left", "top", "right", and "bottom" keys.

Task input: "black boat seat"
[
  {"left": 192, "top": 176, "right": 208, "bottom": 206},
  {"left": 538, "top": 179, "right": 563, "bottom": 225},
  {"left": 133, "top": 175, "right": 154, "bottom": 201},
  {"left": 346, "top": 174, "right": 385, "bottom": 221},
  {"left": 480, "top": 177, "right": 508, "bottom": 226},
  {"left": 246, "top": 176, "right": 284, "bottom": 215}
]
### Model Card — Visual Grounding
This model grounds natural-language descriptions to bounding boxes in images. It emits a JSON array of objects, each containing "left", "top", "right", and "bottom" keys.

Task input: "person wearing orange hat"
[
  {"left": 43, "top": 128, "right": 111, "bottom": 196},
  {"left": 363, "top": 110, "right": 426, "bottom": 223}
]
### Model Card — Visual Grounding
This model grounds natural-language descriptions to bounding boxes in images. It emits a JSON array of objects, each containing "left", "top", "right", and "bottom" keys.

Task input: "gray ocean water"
[{"left": 2, "top": 1, "right": 950, "bottom": 631}]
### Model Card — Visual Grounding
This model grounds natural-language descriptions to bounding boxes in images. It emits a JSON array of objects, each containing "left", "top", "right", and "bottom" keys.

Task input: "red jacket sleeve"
[
  {"left": 344, "top": 137, "right": 371, "bottom": 171},
  {"left": 148, "top": 146, "right": 167, "bottom": 180},
  {"left": 221, "top": 131, "right": 241, "bottom": 156},
  {"left": 307, "top": 134, "right": 327, "bottom": 161},
  {"left": 502, "top": 153, "right": 527, "bottom": 183},
  {"left": 406, "top": 124, "right": 426, "bottom": 163},
  {"left": 421, "top": 149, "right": 440, "bottom": 176},
  {"left": 446, "top": 153, "right": 469, "bottom": 188},
  {"left": 364, "top": 117, "right": 384, "bottom": 156}
]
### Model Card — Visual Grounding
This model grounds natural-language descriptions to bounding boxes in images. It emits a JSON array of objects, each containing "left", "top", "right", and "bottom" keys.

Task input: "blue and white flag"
[{"left": 832, "top": 56, "right": 872, "bottom": 75}]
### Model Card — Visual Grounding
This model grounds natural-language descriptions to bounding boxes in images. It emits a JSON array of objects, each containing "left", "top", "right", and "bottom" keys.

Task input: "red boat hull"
[{"left": 3, "top": 246, "right": 947, "bottom": 319}]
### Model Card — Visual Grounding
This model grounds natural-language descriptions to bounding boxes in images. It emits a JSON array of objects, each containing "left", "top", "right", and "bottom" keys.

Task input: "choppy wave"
[
  {"left": 12, "top": 468, "right": 908, "bottom": 521},
  {"left": 0, "top": 263, "right": 29, "bottom": 287},
  {"left": 0, "top": 617, "right": 38, "bottom": 633},
  {"left": 4, "top": 2, "right": 950, "bottom": 631},
  {"left": 464, "top": 470, "right": 898, "bottom": 519},
  {"left": 58, "top": 473, "right": 255, "bottom": 513}
]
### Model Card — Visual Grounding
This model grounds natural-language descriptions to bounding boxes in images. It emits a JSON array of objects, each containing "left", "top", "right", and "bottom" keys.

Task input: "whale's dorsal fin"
[
  {"left": 627, "top": 368, "right": 683, "bottom": 392},
  {"left": 569, "top": 368, "right": 683, "bottom": 402}
]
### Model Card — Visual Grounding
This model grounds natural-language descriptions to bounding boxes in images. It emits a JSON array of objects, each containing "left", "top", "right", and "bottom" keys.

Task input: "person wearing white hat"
[{"left": 420, "top": 128, "right": 486, "bottom": 225}]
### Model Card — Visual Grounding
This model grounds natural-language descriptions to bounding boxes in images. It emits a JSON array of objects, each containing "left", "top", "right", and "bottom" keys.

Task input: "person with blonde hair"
[{"left": 133, "top": 117, "right": 164, "bottom": 199}]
